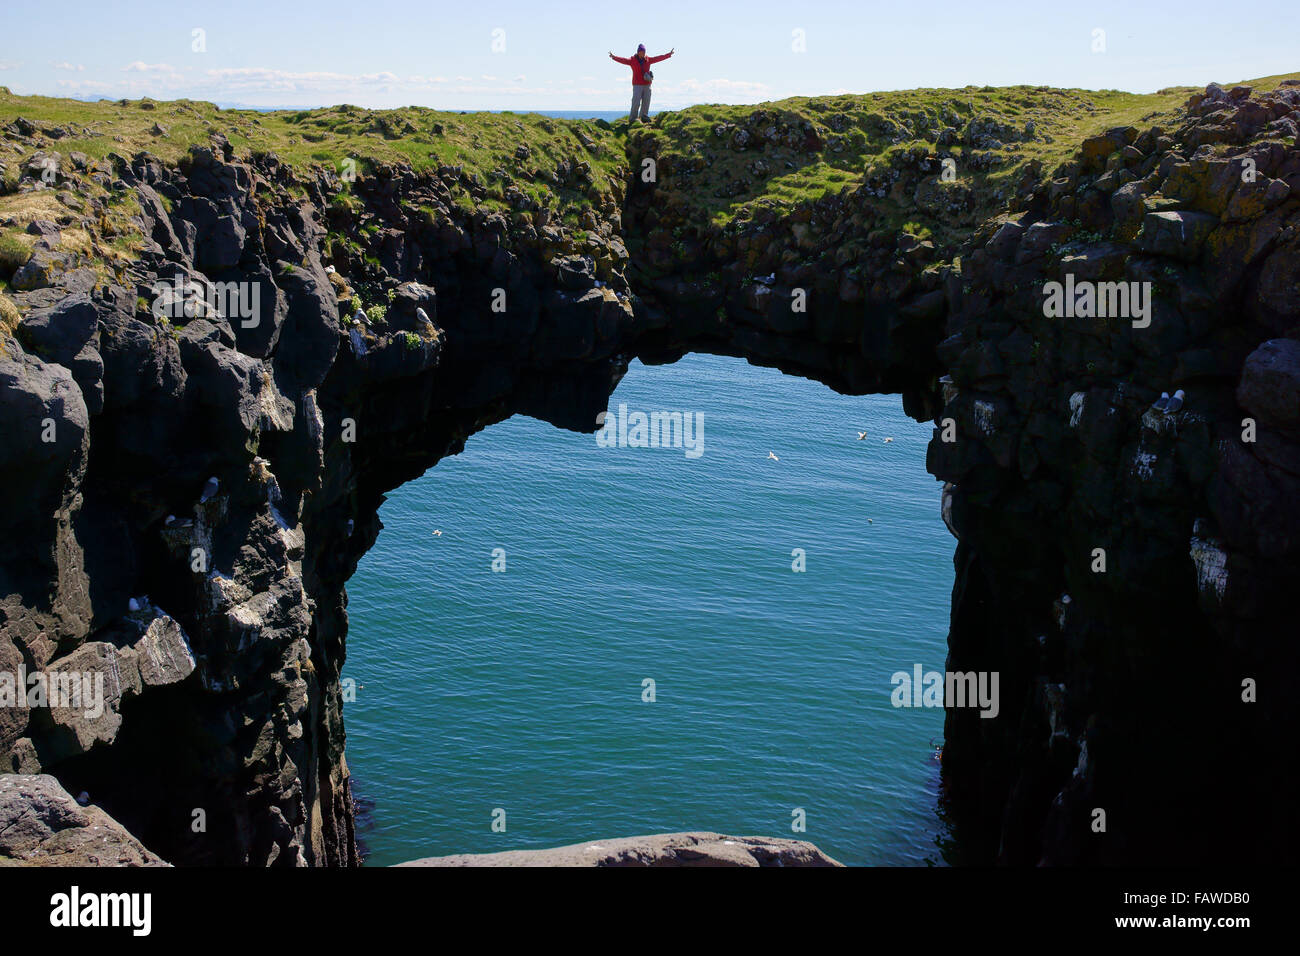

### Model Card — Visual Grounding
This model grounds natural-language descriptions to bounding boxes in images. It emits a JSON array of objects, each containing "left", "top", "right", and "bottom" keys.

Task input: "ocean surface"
[{"left": 344, "top": 352, "right": 955, "bottom": 866}]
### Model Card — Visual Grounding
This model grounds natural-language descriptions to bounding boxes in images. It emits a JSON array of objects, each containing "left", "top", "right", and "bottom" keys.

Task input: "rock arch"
[{"left": 2, "top": 81, "right": 1297, "bottom": 864}]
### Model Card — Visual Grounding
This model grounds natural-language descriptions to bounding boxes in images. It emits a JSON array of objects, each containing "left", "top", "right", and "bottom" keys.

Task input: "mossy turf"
[
  {"left": 1, "top": 72, "right": 1294, "bottom": 278},
  {"left": 626, "top": 83, "right": 1242, "bottom": 239}
]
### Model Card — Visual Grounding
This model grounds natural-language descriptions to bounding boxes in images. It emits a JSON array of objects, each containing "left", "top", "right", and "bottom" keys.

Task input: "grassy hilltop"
[{"left": 1, "top": 72, "right": 1297, "bottom": 303}]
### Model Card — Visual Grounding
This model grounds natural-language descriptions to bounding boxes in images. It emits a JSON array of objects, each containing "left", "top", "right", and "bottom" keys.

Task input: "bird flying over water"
[
  {"left": 882, "top": 437, "right": 894, "bottom": 443},
  {"left": 432, "top": 529, "right": 443, "bottom": 536},
  {"left": 857, "top": 431, "right": 867, "bottom": 440},
  {"left": 767, "top": 452, "right": 779, "bottom": 461}
]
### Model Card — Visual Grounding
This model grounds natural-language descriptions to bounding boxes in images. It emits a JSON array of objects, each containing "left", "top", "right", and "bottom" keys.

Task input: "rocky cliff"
[{"left": 0, "top": 76, "right": 1297, "bottom": 865}]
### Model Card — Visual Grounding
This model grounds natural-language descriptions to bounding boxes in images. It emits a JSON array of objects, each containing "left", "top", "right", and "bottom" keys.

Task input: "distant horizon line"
[
  {"left": 2, "top": 71, "right": 1282, "bottom": 116},
  {"left": 0, "top": 88, "right": 688, "bottom": 115}
]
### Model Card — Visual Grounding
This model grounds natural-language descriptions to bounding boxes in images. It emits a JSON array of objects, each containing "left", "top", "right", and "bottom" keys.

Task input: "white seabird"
[
  {"left": 767, "top": 452, "right": 779, "bottom": 461},
  {"left": 199, "top": 476, "right": 220, "bottom": 502}
]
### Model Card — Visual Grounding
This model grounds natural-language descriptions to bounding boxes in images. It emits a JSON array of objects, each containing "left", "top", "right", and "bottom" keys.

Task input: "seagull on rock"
[
  {"left": 1164, "top": 389, "right": 1185, "bottom": 414},
  {"left": 199, "top": 476, "right": 220, "bottom": 502}
]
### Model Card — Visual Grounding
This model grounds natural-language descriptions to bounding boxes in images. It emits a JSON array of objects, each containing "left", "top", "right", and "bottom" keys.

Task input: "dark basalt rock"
[{"left": 0, "top": 82, "right": 1297, "bottom": 867}]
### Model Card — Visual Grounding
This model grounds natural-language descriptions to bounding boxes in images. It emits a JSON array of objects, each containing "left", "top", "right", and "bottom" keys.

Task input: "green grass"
[
  {"left": 608, "top": 71, "right": 1297, "bottom": 260},
  {"left": 630, "top": 85, "right": 1202, "bottom": 230},
  {"left": 0, "top": 230, "right": 33, "bottom": 278},
  {"left": 0, "top": 90, "right": 630, "bottom": 225},
  {"left": 0, "top": 72, "right": 1293, "bottom": 289}
]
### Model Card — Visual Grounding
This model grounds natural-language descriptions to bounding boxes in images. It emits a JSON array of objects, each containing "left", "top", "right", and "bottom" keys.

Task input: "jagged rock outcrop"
[
  {"left": 0, "top": 80, "right": 1296, "bottom": 866},
  {"left": 396, "top": 832, "right": 842, "bottom": 867},
  {"left": 0, "top": 774, "right": 167, "bottom": 866},
  {"left": 925, "top": 81, "right": 1300, "bottom": 864}
]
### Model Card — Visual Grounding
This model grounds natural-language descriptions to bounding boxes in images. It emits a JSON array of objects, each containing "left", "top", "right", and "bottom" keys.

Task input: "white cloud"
[
  {"left": 124, "top": 62, "right": 178, "bottom": 73},
  {"left": 195, "top": 67, "right": 555, "bottom": 102},
  {"left": 57, "top": 79, "right": 112, "bottom": 92},
  {"left": 207, "top": 68, "right": 415, "bottom": 93},
  {"left": 0, "top": 61, "right": 20, "bottom": 71},
  {"left": 19, "top": 59, "right": 769, "bottom": 110},
  {"left": 667, "top": 77, "right": 772, "bottom": 104}
]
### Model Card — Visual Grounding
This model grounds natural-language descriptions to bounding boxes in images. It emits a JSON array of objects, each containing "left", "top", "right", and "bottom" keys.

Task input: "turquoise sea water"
[{"left": 345, "top": 352, "right": 955, "bottom": 866}]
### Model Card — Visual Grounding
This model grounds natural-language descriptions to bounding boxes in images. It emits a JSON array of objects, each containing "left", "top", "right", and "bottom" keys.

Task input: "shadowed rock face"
[{"left": 0, "top": 81, "right": 1297, "bottom": 866}]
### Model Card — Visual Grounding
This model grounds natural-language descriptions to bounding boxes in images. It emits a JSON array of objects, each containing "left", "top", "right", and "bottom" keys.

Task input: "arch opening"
[{"left": 343, "top": 352, "right": 955, "bottom": 866}]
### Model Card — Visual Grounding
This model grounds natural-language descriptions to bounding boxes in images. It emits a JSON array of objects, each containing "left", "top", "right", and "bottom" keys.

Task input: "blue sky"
[{"left": 1, "top": 0, "right": 1292, "bottom": 110}]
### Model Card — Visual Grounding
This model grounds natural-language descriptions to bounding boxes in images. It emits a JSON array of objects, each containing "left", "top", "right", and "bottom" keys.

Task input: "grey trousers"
[{"left": 629, "top": 85, "right": 651, "bottom": 121}]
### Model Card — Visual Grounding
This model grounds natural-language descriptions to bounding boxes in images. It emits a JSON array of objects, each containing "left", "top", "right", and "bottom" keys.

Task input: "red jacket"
[{"left": 612, "top": 51, "right": 671, "bottom": 86}]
